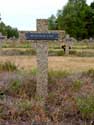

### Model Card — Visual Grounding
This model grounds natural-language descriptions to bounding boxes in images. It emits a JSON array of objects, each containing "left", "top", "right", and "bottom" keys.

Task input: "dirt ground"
[{"left": 0, "top": 56, "right": 94, "bottom": 72}]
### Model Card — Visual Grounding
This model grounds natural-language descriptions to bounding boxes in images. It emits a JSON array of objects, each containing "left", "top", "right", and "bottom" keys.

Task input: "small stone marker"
[{"left": 25, "top": 19, "right": 58, "bottom": 105}]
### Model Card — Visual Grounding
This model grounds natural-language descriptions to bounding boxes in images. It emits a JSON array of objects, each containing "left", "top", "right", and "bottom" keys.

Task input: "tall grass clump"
[
  {"left": 7, "top": 80, "right": 21, "bottom": 95},
  {"left": 31, "top": 68, "right": 37, "bottom": 76},
  {"left": 0, "top": 61, "right": 17, "bottom": 72}
]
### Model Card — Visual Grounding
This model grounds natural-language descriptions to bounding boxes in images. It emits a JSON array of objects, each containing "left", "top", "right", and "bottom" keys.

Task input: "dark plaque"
[{"left": 25, "top": 32, "right": 58, "bottom": 40}]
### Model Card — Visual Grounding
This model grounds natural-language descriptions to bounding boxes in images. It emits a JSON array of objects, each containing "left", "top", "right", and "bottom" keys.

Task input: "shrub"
[
  {"left": 8, "top": 80, "right": 21, "bottom": 95},
  {"left": 72, "top": 80, "right": 83, "bottom": 92},
  {"left": 87, "top": 69, "right": 94, "bottom": 77},
  {"left": 76, "top": 95, "right": 94, "bottom": 119}
]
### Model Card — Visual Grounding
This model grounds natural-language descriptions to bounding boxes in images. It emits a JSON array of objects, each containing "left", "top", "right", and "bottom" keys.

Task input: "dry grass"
[
  {"left": 1, "top": 48, "right": 30, "bottom": 51},
  {"left": 0, "top": 56, "right": 94, "bottom": 72},
  {"left": 48, "top": 56, "right": 94, "bottom": 72}
]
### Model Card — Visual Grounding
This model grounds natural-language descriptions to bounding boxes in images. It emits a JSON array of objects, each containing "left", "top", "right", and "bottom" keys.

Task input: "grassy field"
[
  {"left": 0, "top": 56, "right": 94, "bottom": 72},
  {"left": 1, "top": 41, "right": 94, "bottom": 57},
  {"left": 0, "top": 41, "right": 94, "bottom": 124},
  {"left": 0, "top": 61, "right": 94, "bottom": 124}
]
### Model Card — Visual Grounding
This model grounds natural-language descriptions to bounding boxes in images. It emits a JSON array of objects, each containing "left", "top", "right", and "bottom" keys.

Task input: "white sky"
[{"left": 0, "top": 0, "right": 93, "bottom": 31}]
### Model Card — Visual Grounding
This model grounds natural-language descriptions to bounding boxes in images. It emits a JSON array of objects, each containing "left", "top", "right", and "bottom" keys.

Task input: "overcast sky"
[{"left": 0, "top": 0, "right": 93, "bottom": 31}]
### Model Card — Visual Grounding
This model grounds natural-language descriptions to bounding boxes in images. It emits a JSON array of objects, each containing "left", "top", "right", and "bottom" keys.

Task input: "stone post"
[
  {"left": 65, "top": 35, "right": 70, "bottom": 55},
  {"left": 36, "top": 19, "right": 48, "bottom": 104}
]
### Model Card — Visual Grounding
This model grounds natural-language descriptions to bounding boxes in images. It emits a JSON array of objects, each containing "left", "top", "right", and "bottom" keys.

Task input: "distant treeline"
[
  {"left": 0, "top": 22, "right": 19, "bottom": 38},
  {"left": 48, "top": 0, "right": 94, "bottom": 40}
]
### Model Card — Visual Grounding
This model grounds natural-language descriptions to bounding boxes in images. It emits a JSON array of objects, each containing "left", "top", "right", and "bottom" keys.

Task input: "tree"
[
  {"left": 0, "top": 13, "right": 1, "bottom": 21},
  {"left": 48, "top": 0, "right": 94, "bottom": 40},
  {"left": 48, "top": 14, "right": 57, "bottom": 30},
  {"left": 0, "top": 22, "right": 7, "bottom": 36},
  {"left": 59, "top": 0, "right": 88, "bottom": 39},
  {"left": 90, "top": 1, "right": 94, "bottom": 9},
  {"left": 85, "top": 2, "right": 94, "bottom": 38},
  {"left": 0, "top": 21, "right": 19, "bottom": 38},
  {"left": 57, "top": 10, "right": 63, "bottom": 30},
  {"left": 6, "top": 26, "right": 19, "bottom": 38},
  {"left": 85, "top": 6, "right": 94, "bottom": 38}
]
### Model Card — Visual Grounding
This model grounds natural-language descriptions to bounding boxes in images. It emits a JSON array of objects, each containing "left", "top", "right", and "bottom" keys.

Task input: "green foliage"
[
  {"left": 0, "top": 22, "right": 7, "bottom": 36},
  {"left": 49, "top": 49, "right": 64, "bottom": 56},
  {"left": 86, "top": 69, "right": 94, "bottom": 77},
  {"left": 69, "top": 50, "right": 77, "bottom": 55},
  {"left": 18, "top": 43, "right": 31, "bottom": 48},
  {"left": 2, "top": 43, "right": 9, "bottom": 48},
  {"left": 48, "top": 15, "right": 57, "bottom": 30},
  {"left": 58, "top": 0, "right": 88, "bottom": 39},
  {"left": 91, "top": 1, "right": 94, "bottom": 9},
  {"left": 84, "top": 5, "right": 94, "bottom": 38},
  {"left": 6, "top": 25, "right": 19, "bottom": 38},
  {"left": 2, "top": 42, "right": 31, "bottom": 48},
  {"left": 48, "top": 70, "right": 69, "bottom": 79},
  {"left": 17, "top": 100, "right": 32, "bottom": 112},
  {"left": 56, "top": 10, "right": 63, "bottom": 30},
  {"left": 57, "top": 50, "right": 65, "bottom": 56},
  {"left": 72, "top": 80, "right": 83, "bottom": 92},
  {"left": 8, "top": 80, "right": 21, "bottom": 94},
  {"left": 0, "top": 49, "right": 36, "bottom": 56},
  {"left": 69, "top": 50, "right": 94, "bottom": 57},
  {"left": 76, "top": 95, "right": 94, "bottom": 119},
  {"left": 31, "top": 68, "right": 37, "bottom": 75},
  {"left": 0, "top": 61, "right": 17, "bottom": 72},
  {"left": 0, "top": 21, "right": 19, "bottom": 38},
  {"left": 48, "top": 0, "right": 94, "bottom": 40}
]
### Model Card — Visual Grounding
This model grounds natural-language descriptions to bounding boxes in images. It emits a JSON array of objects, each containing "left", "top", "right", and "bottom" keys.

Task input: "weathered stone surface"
[
  {"left": 65, "top": 35, "right": 71, "bottom": 55},
  {"left": 36, "top": 41, "right": 48, "bottom": 99},
  {"left": 37, "top": 19, "right": 48, "bottom": 32},
  {"left": 36, "top": 19, "right": 48, "bottom": 103}
]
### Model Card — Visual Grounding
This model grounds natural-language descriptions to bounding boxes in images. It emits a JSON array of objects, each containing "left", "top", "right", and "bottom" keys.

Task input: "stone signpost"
[
  {"left": 26, "top": 19, "right": 59, "bottom": 105},
  {"left": 36, "top": 19, "right": 50, "bottom": 103},
  {"left": 65, "top": 34, "right": 72, "bottom": 55}
]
